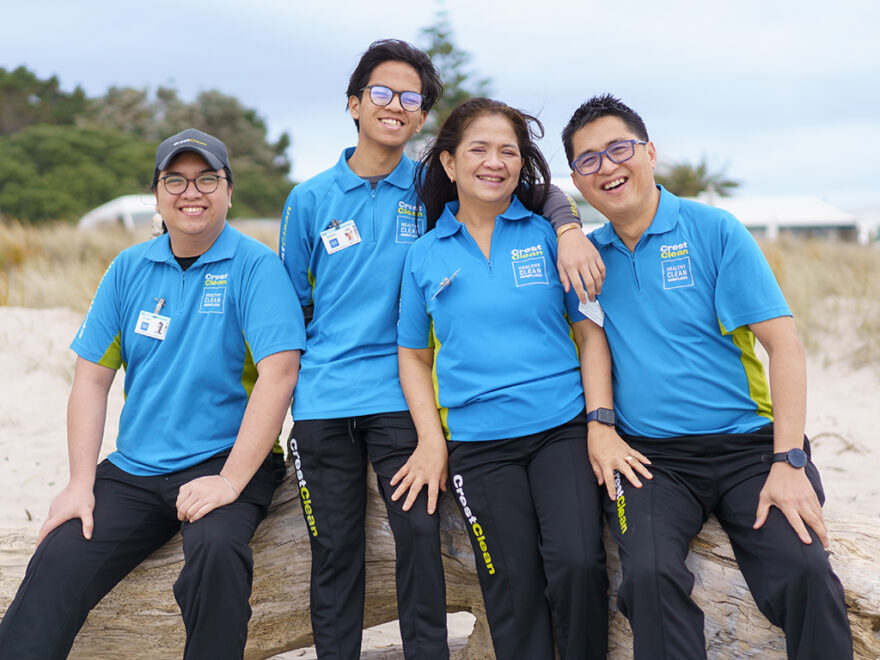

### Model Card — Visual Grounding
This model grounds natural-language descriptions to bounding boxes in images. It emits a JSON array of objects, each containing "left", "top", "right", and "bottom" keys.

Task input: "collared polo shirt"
[
  {"left": 279, "top": 148, "right": 425, "bottom": 419},
  {"left": 71, "top": 224, "right": 305, "bottom": 475},
  {"left": 589, "top": 186, "right": 791, "bottom": 438},
  {"left": 398, "top": 197, "right": 586, "bottom": 442}
]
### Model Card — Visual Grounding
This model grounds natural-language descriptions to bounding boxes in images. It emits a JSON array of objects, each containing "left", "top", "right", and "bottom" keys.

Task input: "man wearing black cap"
[{"left": 0, "top": 128, "right": 306, "bottom": 659}]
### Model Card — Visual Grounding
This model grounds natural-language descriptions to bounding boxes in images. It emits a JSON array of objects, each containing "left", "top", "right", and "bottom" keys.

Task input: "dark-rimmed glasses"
[
  {"left": 160, "top": 174, "right": 228, "bottom": 195},
  {"left": 361, "top": 85, "right": 424, "bottom": 112},
  {"left": 571, "top": 139, "right": 648, "bottom": 176}
]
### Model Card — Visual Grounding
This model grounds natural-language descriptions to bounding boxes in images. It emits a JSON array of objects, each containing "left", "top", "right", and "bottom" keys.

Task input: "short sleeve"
[
  {"left": 714, "top": 216, "right": 791, "bottom": 331},
  {"left": 279, "top": 186, "right": 316, "bottom": 307},
  {"left": 70, "top": 258, "right": 123, "bottom": 369},
  {"left": 397, "top": 247, "right": 432, "bottom": 349},
  {"left": 239, "top": 251, "right": 307, "bottom": 363}
]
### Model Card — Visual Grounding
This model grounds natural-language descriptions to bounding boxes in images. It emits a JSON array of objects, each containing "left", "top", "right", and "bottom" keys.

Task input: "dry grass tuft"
[{"left": 759, "top": 237, "right": 880, "bottom": 365}]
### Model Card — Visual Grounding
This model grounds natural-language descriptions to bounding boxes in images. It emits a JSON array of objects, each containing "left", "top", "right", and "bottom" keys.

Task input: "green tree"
[
  {"left": 0, "top": 66, "right": 87, "bottom": 135},
  {"left": 655, "top": 158, "right": 740, "bottom": 198},
  {"left": 83, "top": 86, "right": 293, "bottom": 216},
  {"left": 418, "top": 9, "right": 491, "bottom": 139},
  {"left": 0, "top": 125, "right": 154, "bottom": 223}
]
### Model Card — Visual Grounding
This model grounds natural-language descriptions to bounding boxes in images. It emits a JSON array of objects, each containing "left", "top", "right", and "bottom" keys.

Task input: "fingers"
[
  {"left": 602, "top": 466, "right": 617, "bottom": 501},
  {"left": 753, "top": 498, "right": 770, "bottom": 530},
  {"left": 426, "top": 480, "right": 439, "bottom": 514},
  {"left": 578, "top": 264, "right": 598, "bottom": 302},
  {"left": 781, "top": 508, "right": 813, "bottom": 545},
  {"left": 589, "top": 260, "right": 606, "bottom": 297},
  {"left": 570, "top": 270, "right": 588, "bottom": 303},
  {"left": 81, "top": 509, "right": 94, "bottom": 540},
  {"left": 557, "top": 263, "right": 572, "bottom": 293},
  {"left": 389, "top": 464, "right": 408, "bottom": 490}
]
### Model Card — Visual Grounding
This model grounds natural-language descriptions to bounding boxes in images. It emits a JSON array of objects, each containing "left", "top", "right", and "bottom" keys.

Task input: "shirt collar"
[
  {"left": 144, "top": 222, "right": 239, "bottom": 265},
  {"left": 591, "top": 185, "right": 680, "bottom": 247},
  {"left": 435, "top": 195, "right": 533, "bottom": 239},
  {"left": 333, "top": 147, "right": 415, "bottom": 192}
]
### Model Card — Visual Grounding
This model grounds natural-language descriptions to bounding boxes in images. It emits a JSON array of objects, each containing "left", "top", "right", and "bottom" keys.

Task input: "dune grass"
[{"left": 1, "top": 219, "right": 878, "bottom": 364}]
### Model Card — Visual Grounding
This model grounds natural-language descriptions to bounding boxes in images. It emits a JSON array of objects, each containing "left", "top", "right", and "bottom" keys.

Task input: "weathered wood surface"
[{"left": 1, "top": 466, "right": 877, "bottom": 659}]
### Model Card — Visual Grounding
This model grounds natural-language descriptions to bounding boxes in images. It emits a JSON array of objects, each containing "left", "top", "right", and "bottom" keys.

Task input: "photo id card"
[
  {"left": 134, "top": 310, "right": 171, "bottom": 340},
  {"left": 321, "top": 220, "right": 361, "bottom": 254}
]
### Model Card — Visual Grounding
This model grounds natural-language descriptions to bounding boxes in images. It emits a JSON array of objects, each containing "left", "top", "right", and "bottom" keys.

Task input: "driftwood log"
[{"left": 1, "top": 465, "right": 877, "bottom": 660}]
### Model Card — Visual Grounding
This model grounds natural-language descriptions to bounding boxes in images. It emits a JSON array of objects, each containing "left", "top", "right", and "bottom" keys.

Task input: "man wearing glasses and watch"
[
  {"left": 0, "top": 128, "right": 305, "bottom": 660},
  {"left": 562, "top": 95, "right": 852, "bottom": 659}
]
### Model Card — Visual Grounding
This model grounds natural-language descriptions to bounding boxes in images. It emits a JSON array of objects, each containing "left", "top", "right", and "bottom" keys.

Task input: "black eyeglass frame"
[
  {"left": 360, "top": 85, "right": 424, "bottom": 112},
  {"left": 159, "top": 174, "right": 229, "bottom": 195}
]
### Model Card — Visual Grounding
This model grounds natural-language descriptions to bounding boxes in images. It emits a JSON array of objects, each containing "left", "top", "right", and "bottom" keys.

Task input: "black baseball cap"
[{"left": 155, "top": 128, "right": 231, "bottom": 173}]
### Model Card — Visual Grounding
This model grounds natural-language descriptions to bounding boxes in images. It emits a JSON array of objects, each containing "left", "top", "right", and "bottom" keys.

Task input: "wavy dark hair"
[{"left": 416, "top": 97, "right": 551, "bottom": 230}]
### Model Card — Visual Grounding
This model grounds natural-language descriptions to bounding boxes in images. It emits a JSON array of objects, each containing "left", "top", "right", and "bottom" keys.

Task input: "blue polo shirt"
[
  {"left": 398, "top": 197, "right": 586, "bottom": 442},
  {"left": 279, "top": 148, "right": 425, "bottom": 420},
  {"left": 71, "top": 224, "right": 305, "bottom": 475},
  {"left": 589, "top": 186, "right": 791, "bottom": 438}
]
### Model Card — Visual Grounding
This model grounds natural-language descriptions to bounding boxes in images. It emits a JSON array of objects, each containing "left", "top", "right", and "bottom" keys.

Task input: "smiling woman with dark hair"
[{"left": 397, "top": 98, "right": 620, "bottom": 660}]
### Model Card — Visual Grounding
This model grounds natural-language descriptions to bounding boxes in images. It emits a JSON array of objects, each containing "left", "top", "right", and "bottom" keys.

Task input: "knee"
[
  {"left": 185, "top": 520, "right": 251, "bottom": 569},
  {"left": 620, "top": 547, "right": 691, "bottom": 597}
]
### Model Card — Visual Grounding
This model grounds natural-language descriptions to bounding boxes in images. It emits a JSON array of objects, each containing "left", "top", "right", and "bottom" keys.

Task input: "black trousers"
[
  {"left": 605, "top": 425, "right": 852, "bottom": 660},
  {"left": 0, "top": 450, "right": 281, "bottom": 660},
  {"left": 290, "top": 412, "right": 448, "bottom": 660},
  {"left": 447, "top": 412, "right": 608, "bottom": 660}
]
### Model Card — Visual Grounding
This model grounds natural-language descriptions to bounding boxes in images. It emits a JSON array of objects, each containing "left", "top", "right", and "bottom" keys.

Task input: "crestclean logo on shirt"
[
  {"left": 511, "top": 244, "right": 548, "bottom": 287},
  {"left": 660, "top": 242, "right": 695, "bottom": 289},
  {"left": 396, "top": 200, "right": 424, "bottom": 244},
  {"left": 660, "top": 241, "right": 688, "bottom": 258},
  {"left": 200, "top": 272, "right": 228, "bottom": 313},
  {"left": 510, "top": 244, "right": 543, "bottom": 260}
]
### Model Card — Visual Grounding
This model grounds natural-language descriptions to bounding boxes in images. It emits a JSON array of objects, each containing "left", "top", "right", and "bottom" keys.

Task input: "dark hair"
[
  {"left": 416, "top": 97, "right": 551, "bottom": 229},
  {"left": 561, "top": 94, "right": 649, "bottom": 165},
  {"left": 346, "top": 39, "right": 443, "bottom": 130}
]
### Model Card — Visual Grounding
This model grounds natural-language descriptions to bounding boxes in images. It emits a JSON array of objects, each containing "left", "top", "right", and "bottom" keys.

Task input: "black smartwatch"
[
  {"left": 765, "top": 447, "right": 808, "bottom": 469},
  {"left": 586, "top": 408, "right": 616, "bottom": 426}
]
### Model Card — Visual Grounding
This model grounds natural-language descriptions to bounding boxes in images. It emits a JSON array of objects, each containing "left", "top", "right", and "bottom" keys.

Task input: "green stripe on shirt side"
[
  {"left": 719, "top": 320, "right": 774, "bottom": 422},
  {"left": 97, "top": 333, "right": 122, "bottom": 370},
  {"left": 429, "top": 320, "right": 451, "bottom": 441}
]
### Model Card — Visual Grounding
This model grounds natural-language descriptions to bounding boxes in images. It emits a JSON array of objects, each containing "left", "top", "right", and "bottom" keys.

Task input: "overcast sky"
[{"left": 3, "top": 0, "right": 878, "bottom": 211}]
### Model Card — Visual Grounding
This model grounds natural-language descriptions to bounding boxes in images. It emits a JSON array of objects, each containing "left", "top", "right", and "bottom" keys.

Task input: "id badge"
[
  {"left": 320, "top": 219, "right": 361, "bottom": 254},
  {"left": 135, "top": 310, "right": 171, "bottom": 340}
]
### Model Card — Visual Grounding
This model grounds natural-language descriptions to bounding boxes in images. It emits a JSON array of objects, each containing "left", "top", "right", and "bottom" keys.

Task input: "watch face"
[
  {"left": 597, "top": 408, "right": 616, "bottom": 425},
  {"left": 787, "top": 448, "right": 808, "bottom": 468}
]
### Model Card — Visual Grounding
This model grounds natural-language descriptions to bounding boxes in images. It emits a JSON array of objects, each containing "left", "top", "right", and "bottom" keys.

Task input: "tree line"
[
  {"left": 0, "top": 14, "right": 735, "bottom": 225},
  {"left": 0, "top": 66, "right": 293, "bottom": 223}
]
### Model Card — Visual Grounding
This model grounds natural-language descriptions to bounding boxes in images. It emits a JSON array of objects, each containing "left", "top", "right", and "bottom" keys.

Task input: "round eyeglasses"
[
  {"left": 570, "top": 139, "right": 648, "bottom": 176},
  {"left": 160, "top": 174, "right": 228, "bottom": 195},
  {"left": 361, "top": 85, "right": 424, "bottom": 112}
]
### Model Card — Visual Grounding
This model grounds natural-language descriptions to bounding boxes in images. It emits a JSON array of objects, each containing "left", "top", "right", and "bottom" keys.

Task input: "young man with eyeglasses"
[
  {"left": 0, "top": 128, "right": 305, "bottom": 660},
  {"left": 279, "top": 40, "right": 606, "bottom": 659},
  {"left": 562, "top": 94, "right": 852, "bottom": 660}
]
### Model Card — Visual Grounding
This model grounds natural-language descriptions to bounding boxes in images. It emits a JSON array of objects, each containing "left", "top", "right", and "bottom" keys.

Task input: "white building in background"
[{"left": 552, "top": 178, "right": 877, "bottom": 244}]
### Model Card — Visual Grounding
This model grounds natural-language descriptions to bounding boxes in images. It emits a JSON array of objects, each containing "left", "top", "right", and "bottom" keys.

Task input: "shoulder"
[{"left": 406, "top": 229, "right": 442, "bottom": 269}]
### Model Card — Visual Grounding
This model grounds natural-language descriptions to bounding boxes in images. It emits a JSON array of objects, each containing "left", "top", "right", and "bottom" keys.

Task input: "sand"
[{"left": 0, "top": 305, "right": 877, "bottom": 655}]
